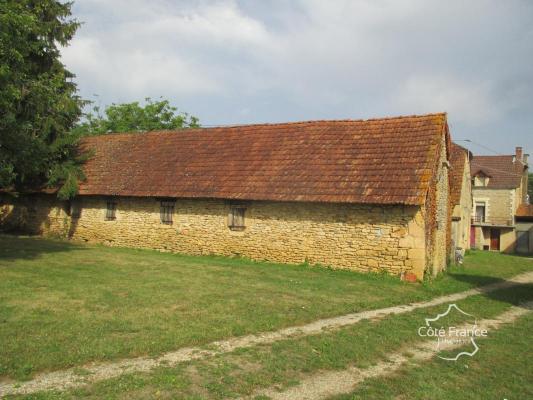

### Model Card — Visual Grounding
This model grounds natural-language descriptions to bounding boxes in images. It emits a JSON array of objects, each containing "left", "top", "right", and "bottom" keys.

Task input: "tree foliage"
[
  {"left": 74, "top": 98, "right": 200, "bottom": 135},
  {"left": 0, "top": 0, "right": 86, "bottom": 199}
]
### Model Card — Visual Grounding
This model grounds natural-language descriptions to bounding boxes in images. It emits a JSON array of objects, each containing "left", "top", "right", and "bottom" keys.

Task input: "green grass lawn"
[
  {"left": 331, "top": 306, "right": 533, "bottom": 400},
  {"left": 0, "top": 234, "right": 532, "bottom": 382},
  {"left": 10, "top": 281, "right": 533, "bottom": 399}
]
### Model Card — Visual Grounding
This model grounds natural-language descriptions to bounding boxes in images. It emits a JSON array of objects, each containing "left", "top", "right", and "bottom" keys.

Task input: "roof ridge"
[
  {"left": 472, "top": 154, "right": 515, "bottom": 158},
  {"left": 82, "top": 112, "right": 447, "bottom": 138},
  {"left": 199, "top": 112, "right": 446, "bottom": 129}
]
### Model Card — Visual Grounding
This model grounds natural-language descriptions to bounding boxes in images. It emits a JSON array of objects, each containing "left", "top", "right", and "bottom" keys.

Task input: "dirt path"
[
  {"left": 247, "top": 301, "right": 533, "bottom": 400},
  {"left": 1, "top": 271, "right": 532, "bottom": 397}
]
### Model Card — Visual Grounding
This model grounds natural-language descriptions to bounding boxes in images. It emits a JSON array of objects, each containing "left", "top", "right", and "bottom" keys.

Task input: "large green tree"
[
  {"left": 74, "top": 98, "right": 200, "bottom": 135},
  {"left": 0, "top": 0, "right": 85, "bottom": 199}
]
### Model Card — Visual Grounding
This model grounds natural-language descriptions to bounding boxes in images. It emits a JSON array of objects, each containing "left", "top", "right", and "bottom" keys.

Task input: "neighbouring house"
[
  {"left": 470, "top": 147, "right": 529, "bottom": 252},
  {"left": 0, "top": 113, "right": 452, "bottom": 280},
  {"left": 449, "top": 143, "right": 472, "bottom": 254},
  {"left": 515, "top": 204, "right": 533, "bottom": 254}
]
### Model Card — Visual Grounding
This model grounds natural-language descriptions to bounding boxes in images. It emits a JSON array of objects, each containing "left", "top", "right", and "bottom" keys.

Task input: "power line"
[
  {"left": 455, "top": 139, "right": 527, "bottom": 178},
  {"left": 455, "top": 139, "right": 506, "bottom": 156}
]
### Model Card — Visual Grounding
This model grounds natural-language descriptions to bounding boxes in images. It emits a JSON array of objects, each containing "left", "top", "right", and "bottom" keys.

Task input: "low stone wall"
[{"left": 0, "top": 194, "right": 428, "bottom": 278}]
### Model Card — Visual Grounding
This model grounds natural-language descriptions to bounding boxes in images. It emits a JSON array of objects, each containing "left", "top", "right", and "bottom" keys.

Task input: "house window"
[
  {"left": 70, "top": 199, "right": 82, "bottom": 219},
  {"left": 105, "top": 200, "right": 117, "bottom": 221},
  {"left": 28, "top": 205, "right": 37, "bottom": 216},
  {"left": 64, "top": 201, "right": 71, "bottom": 216},
  {"left": 160, "top": 200, "right": 175, "bottom": 225},
  {"left": 475, "top": 202, "right": 486, "bottom": 223},
  {"left": 228, "top": 205, "right": 246, "bottom": 231},
  {"left": 474, "top": 175, "right": 489, "bottom": 187}
]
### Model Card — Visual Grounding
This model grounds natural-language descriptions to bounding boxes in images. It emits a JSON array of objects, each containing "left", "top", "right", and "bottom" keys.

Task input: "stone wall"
[
  {"left": 0, "top": 194, "right": 429, "bottom": 278},
  {"left": 0, "top": 194, "right": 69, "bottom": 235},
  {"left": 425, "top": 134, "right": 450, "bottom": 276},
  {"left": 500, "top": 227, "right": 516, "bottom": 253},
  {"left": 452, "top": 156, "right": 472, "bottom": 250},
  {"left": 475, "top": 226, "right": 515, "bottom": 253},
  {"left": 472, "top": 188, "right": 514, "bottom": 226}
]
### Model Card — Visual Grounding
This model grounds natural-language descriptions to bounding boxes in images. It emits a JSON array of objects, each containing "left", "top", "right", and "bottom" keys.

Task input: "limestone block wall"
[
  {"left": 0, "top": 194, "right": 429, "bottom": 278},
  {"left": 0, "top": 194, "right": 69, "bottom": 235},
  {"left": 500, "top": 227, "right": 516, "bottom": 253},
  {"left": 473, "top": 226, "right": 486, "bottom": 250},
  {"left": 472, "top": 188, "right": 514, "bottom": 226},
  {"left": 451, "top": 157, "right": 472, "bottom": 250},
  {"left": 429, "top": 134, "right": 450, "bottom": 276},
  {"left": 474, "top": 226, "right": 515, "bottom": 253}
]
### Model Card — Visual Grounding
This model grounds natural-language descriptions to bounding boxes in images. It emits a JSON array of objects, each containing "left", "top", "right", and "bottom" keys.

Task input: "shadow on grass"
[
  {"left": 447, "top": 272, "right": 504, "bottom": 287},
  {"left": 450, "top": 272, "right": 533, "bottom": 308},
  {"left": 0, "top": 234, "right": 85, "bottom": 262}
]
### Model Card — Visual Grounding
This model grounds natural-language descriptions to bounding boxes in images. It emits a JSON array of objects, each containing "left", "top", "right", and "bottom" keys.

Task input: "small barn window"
[
  {"left": 64, "top": 201, "right": 71, "bottom": 216},
  {"left": 160, "top": 200, "right": 175, "bottom": 225},
  {"left": 228, "top": 206, "right": 246, "bottom": 231},
  {"left": 28, "top": 205, "right": 37, "bottom": 216},
  {"left": 105, "top": 200, "right": 117, "bottom": 221},
  {"left": 70, "top": 199, "right": 82, "bottom": 219}
]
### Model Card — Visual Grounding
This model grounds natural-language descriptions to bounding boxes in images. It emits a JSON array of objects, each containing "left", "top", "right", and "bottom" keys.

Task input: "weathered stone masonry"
[
  {"left": 1, "top": 194, "right": 428, "bottom": 278},
  {"left": 0, "top": 114, "right": 453, "bottom": 280}
]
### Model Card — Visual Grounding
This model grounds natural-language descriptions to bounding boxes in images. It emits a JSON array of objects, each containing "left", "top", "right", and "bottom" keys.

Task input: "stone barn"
[{"left": 0, "top": 113, "right": 451, "bottom": 280}]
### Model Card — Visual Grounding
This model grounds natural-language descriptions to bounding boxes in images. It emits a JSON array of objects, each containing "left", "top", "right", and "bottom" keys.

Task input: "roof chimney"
[{"left": 516, "top": 146, "right": 523, "bottom": 161}]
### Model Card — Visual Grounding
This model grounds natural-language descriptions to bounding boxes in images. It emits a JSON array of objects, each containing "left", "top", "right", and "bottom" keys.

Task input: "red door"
[
  {"left": 490, "top": 229, "right": 500, "bottom": 251},
  {"left": 470, "top": 226, "right": 476, "bottom": 248}
]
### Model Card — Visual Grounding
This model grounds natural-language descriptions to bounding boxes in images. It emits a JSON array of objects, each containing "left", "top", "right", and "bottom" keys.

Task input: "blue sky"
[{"left": 61, "top": 0, "right": 533, "bottom": 156}]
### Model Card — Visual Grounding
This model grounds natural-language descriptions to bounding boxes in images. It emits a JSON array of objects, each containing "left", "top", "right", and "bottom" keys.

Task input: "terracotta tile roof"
[
  {"left": 471, "top": 155, "right": 526, "bottom": 189},
  {"left": 77, "top": 113, "right": 449, "bottom": 205},
  {"left": 449, "top": 143, "right": 470, "bottom": 206},
  {"left": 516, "top": 204, "right": 533, "bottom": 220}
]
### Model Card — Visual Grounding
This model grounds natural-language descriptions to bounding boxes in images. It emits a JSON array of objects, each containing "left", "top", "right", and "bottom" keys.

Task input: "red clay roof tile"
[
  {"left": 471, "top": 155, "right": 526, "bottom": 189},
  {"left": 77, "top": 113, "right": 449, "bottom": 205}
]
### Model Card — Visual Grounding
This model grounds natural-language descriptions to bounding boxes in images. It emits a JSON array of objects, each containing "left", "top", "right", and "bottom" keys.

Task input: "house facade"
[
  {"left": 0, "top": 114, "right": 452, "bottom": 280},
  {"left": 449, "top": 143, "right": 472, "bottom": 253},
  {"left": 470, "top": 147, "right": 529, "bottom": 252}
]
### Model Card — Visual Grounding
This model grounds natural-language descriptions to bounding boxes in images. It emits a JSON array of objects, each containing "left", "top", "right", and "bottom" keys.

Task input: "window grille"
[
  {"left": 64, "top": 201, "right": 71, "bottom": 217},
  {"left": 228, "top": 206, "right": 246, "bottom": 231},
  {"left": 106, "top": 201, "right": 117, "bottom": 220},
  {"left": 475, "top": 202, "right": 486, "bottom": 223},
  {"left": 70, "top": 200, "right": 82, "bottom": 219},
  {"left": 160, "top": 200, "right": 175, "bottom": 224}
]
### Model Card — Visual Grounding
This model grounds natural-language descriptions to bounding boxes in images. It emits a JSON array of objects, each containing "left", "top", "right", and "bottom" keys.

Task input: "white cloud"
[
  {"left": 393, "top": 76, "right": 499, "bottom": 126},
  {"left": 61, "top": 0, "right": 533, "bottom": 152},
  {"left": 61, "top": 0, "right": 272, "bottom": 99}
]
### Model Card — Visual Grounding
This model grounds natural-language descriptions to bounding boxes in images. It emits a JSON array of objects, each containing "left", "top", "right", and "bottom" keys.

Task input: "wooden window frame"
[
  {"left": 160, "top": 200, "right": 175, "bottom": 225},
  {"left": 228, "top": 205, "right": 246, "bottom": 231},
  {"left": 475, "top": 202, "right": 486, "bottom": 223},
  {"left": 105, "top": 200, "right": 117, "bottom": 221},
  {"left": 474, "top": 174, "right": 489, "bottom": 187}
]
